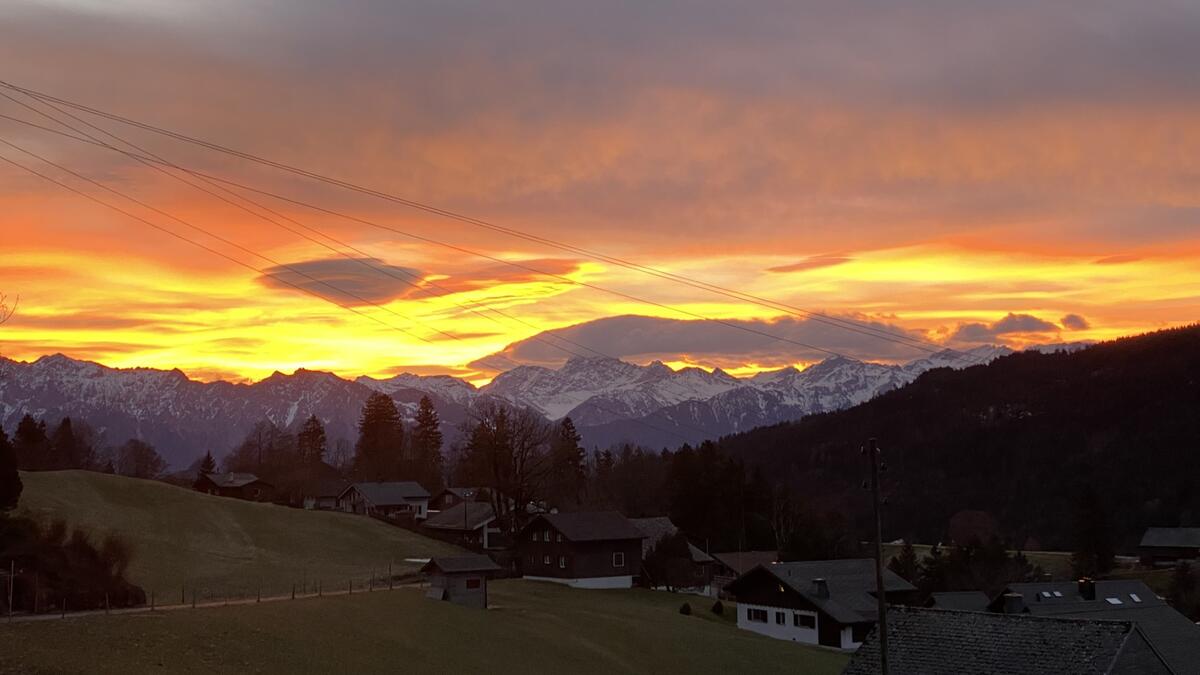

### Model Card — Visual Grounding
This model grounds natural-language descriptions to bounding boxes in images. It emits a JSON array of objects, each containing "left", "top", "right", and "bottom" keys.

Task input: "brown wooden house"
[
  {"left": 193, "top": 472, "right": 274, "bottom": 501},
  {"left": 516, "top": 511, "right": 645, "bottom": 589},
  {"left": 1139, "top": 528, "right": 1200, "bottom": 566}
]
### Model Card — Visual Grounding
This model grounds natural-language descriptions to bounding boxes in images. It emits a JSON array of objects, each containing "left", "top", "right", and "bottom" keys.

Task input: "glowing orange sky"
[{"left": 1, "top": 1, "right": 1198, "bottom": 383}]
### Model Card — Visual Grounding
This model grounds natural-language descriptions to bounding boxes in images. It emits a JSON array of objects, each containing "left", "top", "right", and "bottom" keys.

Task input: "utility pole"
[{"left": 865, "top": 438, "right": 889, "bottom": 675}]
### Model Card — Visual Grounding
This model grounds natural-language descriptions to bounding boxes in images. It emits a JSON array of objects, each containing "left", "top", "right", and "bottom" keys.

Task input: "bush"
[
  {"left": 679, "top": 602, "right": 692, "bottom": 615},
  {"left": 711, "top": 600, "right": 724, "bottom": 615}
]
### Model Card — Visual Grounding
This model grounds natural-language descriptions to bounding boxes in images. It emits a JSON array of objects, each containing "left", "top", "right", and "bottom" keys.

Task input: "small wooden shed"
[{"left": 421, "top": 555, "right": 503, "bottom": 609}]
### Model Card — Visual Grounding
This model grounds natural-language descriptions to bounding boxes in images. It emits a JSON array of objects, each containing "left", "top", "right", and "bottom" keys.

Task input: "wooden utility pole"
[{"left": 866, "top": 438, "right": 889, "bottom": 675}]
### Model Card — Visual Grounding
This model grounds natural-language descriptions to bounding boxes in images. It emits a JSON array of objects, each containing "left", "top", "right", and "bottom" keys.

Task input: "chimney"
[
  {"left": 1002, "top": 593, "right": 1025, "bottom": 614},
  {"left": 1078, "top": 578, "right": 1095, "bottom": 601},
  {"left": 811, "top": 578, "right": 829, "bottom": 598}
]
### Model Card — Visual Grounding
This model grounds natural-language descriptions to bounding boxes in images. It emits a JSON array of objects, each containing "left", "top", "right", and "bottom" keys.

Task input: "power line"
[{"left": 0, "top": 79, "right": 979, "bottom": 364}]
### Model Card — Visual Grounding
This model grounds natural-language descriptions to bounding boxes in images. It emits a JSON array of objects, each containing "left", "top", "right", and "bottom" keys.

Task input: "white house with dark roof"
[
  {"left": 338, "top": 481, "right": 430, "bottom": 519},
  {"left": 723, "top": 558, "right": 915, "bottom": 649}
]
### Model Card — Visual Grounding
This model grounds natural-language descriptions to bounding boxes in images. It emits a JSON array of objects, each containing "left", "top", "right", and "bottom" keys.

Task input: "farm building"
[
  {"left": 302, "top": 478, "right": 347, "bottom": 510},
  {"left": 338, "top": 481, "right": 430, "bottom": 519},
  {"left": 421, "top": 555, "right": 503, "bottom": 609},
  {"left": 517, "top": 511, "right": 645, "bottom": 589},
  {"left": 193, "top": 472, "right": 274, "bottom": 501},
  {"left": 429, "top": 487, "right": 483, "bottom": 513},
  {"left": 628, "top": 516, "right": 715, "bottom": 590},
  {"left": 1139, "top": 527, "right": 1200, "bottom": 566},
  {"left": 422, "top": 501, "right": 502, "bottom": 550},
  {"left": 844, "top": 607, "right": 1172, "bottom": 674},
  {"left": 723, "top": 558, "right": 915, "bottom": 650},
  {"left": 710, "top": 550, "right": 779, "bottom": 596}
]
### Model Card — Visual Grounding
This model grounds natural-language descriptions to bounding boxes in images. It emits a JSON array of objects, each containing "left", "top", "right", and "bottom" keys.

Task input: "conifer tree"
[
  {"left": 1070, "top": 485, "right": 1115, "bottom": 578},
  {"left": 354, "top": 393, "right": 404, "bottom": 480},
  {"left": 198, "top": 451, "right": 217, "bottom": 474},
  {"left": 50, "top": 417, "right": 82, "bottom": 470},
  {"left": 888, "top": 541, "right": 920, "bottom": 583},
  {"left": 410, "top": 396, "right": 444, "bottom": 491},
  {"left": 297, "top": 415, "right": 327, "bottom": 464},
  {"left": 548, "top": 417, "right": 586, "bottom": 506},
  {"left": 12, "top": 414, "right": 49, "bottom": 471},
  {"left": 0, "top": 426, "right": 22, "bottom": 510}
]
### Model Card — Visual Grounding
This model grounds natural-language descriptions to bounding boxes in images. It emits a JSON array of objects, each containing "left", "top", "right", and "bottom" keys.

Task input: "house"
[
  {"left": 710, "top": 550, "right": 779, "bottom": 597},
  {"left": 422, "top": 501, "right": 502, "bottom": 550},
  {"left": 193, "top": 472, "right": 274, "bottom": 501},
  {"left": 302, "top": 478, "right": 347, "bottom": 510},
  {"left": 628, "top": 516, "right": 715, "bottom": 590},
  {"left": 421, "top": 554, "right": 502, "bottom": 609},
  {"left": 516, "top": 511, "right": 645, "bottom": 589},
  {"left": 843, "top": 607, "right": 1173, "bottom": 674},
  {"left": 993, "top": 578, "right": 1200, "bottom": 674},
  {"left": 1139, "top": 527, "right": 1200, "bottom": 566},
  {"left": 338, "top": 481, "right": 430, "bottom": 519},
  {"left": 430, "top": 487, "right": 482, "bottom": 513},
  {"left": 723, "top": 558, "right": 916, "bottom": 650},
  {"left": 925, "top": 591, "right": 990, "bottom": 612}
]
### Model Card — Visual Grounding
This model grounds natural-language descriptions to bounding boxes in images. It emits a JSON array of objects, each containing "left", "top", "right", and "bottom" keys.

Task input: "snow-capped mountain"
[{"left": 0, "top": 343, "right": 1041, "bottom": 467}]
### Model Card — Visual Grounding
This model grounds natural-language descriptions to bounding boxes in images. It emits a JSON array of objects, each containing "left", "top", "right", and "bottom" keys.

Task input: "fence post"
[
  {"left": 7, "top": 560, "right": 13, "bottom": 622},
  {"left": 191, "top": 589, "right": 196, "bottom": 609},
  {"left": 181, "top": 585, "right": 185, "bottom": 606},
  {"left": 256, "top": 584, "right": 261, "bottom": 603},
  {"left": 151, "top": 591, "right": 155, "bottom": 611},
  {"left": 348, "top": 578, "right": 352, "bottom": 595},
  {"left": 105, "top": 592, "right": 110, "bottom": 615},
  {"left": 61, "top": 597, "right": 66, "bottom": 619},
  {"left": 318, "top": 581, "right": 322, "bottom": 597},
  {"left": 33, "top": 572, "right": 39, "bottom": 614},
  {"left": 389, "top": 562, "right": 394, "bottom": 590},
  {"left": 291, "top": 583, "right": 295, "bottom": 600}
]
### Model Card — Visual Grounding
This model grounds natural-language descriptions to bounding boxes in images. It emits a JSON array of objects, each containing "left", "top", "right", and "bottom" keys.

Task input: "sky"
[{"left": 1, "top": 0, "right": 1198, "bottom": 384}]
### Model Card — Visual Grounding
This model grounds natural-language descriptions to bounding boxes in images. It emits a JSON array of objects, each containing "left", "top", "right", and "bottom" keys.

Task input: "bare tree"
[
  {"left": 461, "top": 403, "right": 552, "bottom": 534},
  {"left": 769, "top": 483, "right": 803, "bottom": 552},
  {"left": 0, "top": 292, "right": 16, "bottom": 325}
]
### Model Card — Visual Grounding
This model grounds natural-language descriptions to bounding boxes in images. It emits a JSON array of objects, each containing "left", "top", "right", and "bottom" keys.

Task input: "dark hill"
[{"left": 718, "top": 324, "right": 1200, "bottom": 552}]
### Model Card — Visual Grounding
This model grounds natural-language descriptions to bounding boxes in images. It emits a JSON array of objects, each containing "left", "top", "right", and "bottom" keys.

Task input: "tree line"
[{"left": 4, "top": 414, "right": 167, "bottom": 480}]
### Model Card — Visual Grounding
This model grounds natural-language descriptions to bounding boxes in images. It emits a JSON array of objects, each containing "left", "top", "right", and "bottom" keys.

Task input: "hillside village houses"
[
  {"left": 192, "top": 472, "right": 275, "bottom": 501},
  {"left": 422, "top": 501, "right": 502, "bottom": 550},
  {"left": 338, "top": 481, "right": 431, "bottom": 519},
  {"left": 517, "top": 511, "right": 645, "bottom": 589},
  {"left": 1139, "top": 527, "right": 1200, "bottom": 566}
]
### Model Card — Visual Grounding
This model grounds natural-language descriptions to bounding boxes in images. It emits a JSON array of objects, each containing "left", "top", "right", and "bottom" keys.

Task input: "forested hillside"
[{"left": 719, "top": 324, "right": 1200, "bottom": 552}]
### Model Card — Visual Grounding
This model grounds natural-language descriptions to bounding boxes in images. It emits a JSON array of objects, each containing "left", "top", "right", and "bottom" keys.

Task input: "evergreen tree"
[
  {"left": 0, "top": 426, "right": 22, "bottom": 510},
  {"left": 49, "top": 417, "right": 83, "bottom": 470},
  {"left": 410, "top": 396, "right": 444, "bottom": 491},
  {"left": 198, "top": 451, "right": 217, "bottom": 474},
  {"left": 12, "top": 414, "right": 50, "bottom": 471},
  {"left": 888, "top": 541, "right": 920, "bottom": 583},
  {"left": 548, "top": 417, "right": 586, "bottom": 506},
  {"left": 1070, "top": 485, "right": 1115, "bottom": 578},
  {"left": 354, "top": 393, "right": 404, "bottom": 481},
  {"left": 296, "top": 415, "right": 327, "bottom": 464},
  {"left": 917, "top": 543, "right": 947, "bottom": 597}
]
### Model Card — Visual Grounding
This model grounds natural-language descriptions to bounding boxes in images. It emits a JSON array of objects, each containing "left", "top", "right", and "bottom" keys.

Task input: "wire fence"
[{"left": 1, "top": 562, "right": 427, "bottom": 624}]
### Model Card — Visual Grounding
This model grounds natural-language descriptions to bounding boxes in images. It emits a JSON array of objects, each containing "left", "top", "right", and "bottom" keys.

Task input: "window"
[
  {"left": 465, "top": 578, "right": 481, "bottom": 590},
  {"left": 747, "top": 608, "right": 768, "bottom": 623},
  {"left": 556, "top": 533, "right": 563, "bottom": 543},
  {"left": 532, "top": 533, "right": 538, "bottom": 542},
  {"left": 1052, "top": 591, "right": 1063, "bottom": 598},
  {"left": 612, "top": 552, "right": 625, "bottom": 568},
  {"left": 559, "top": 556, "right": 567, "bottom": 569},
  {"left": 544, "top": 530, "right": 552, "bottom": 542},
  {"left": 794, "top": 613, "right": 816, "bottom": 629},
  {"left": 1105, "top": 597, "right": 1123, "bottom": 605},
  {"left": 543, "top": 555, "right": 552, "bottom": 566},
  {"left": 775, "top": 611, "right": 786, "bottom": 625},
  {"left": 1130, "top": 593, "right": 1142, "bottom": 603}
]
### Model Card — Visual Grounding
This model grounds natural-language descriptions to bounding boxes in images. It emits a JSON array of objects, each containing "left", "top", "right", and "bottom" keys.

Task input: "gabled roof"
[
  {"left": 424, "top": 501, "right": 497, "bottom": 531},
  {"left": 927, "top": 591, "right": 990, "bottom": 612},
  {"left": 710, "top": 550, "right": 778, "bottom": 576},
  {"left": 1049, "top": 603, "right": 1200, "bottom": 675},
  {"left": 1140, "top": 527, "right": 1200, "bottom": 549},
  {"left": 202, "top": 473, "right": 269, "bottom": 488},
  {"left": 999, "top": 580, "right": 1165, "bottom": 613},
  {"left": 724, "top": 559, "right": 915, "bottom": 624},
  {"left": 341, "top": 481, "right": 430, "bottom": 506},
  {"left": 522, "top": 511, "right": 644, "bottom": 542},
  {"left": 628, "top": 516, "right": 715, "bottom": 564},
  {"left": 438, "top": 487, "right": 482, "bottom": 501},
  {"left": 421, "top": 554, "right": 502, "bottom": 575},
  {"left": 843, "top": 607, "right": 1172, "bottom": 675}
]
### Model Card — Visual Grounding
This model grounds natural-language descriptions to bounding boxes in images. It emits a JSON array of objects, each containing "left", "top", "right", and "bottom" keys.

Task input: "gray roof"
[
  {"left": 628, "top": 516, "right": 715, "bottom": 564},
  {"left": 1140, "top": 527, "right": 1200, "bottom": 549},
  {"left": 204, "top": 473, "right": 268, "bottom": 488},
  {"left": 927, "top": 591, "right": 991, "bottom": 612},
  {"left": 424, "top": 502, "right": 496, "bottom": 531},
  {"left": 726, "top": 559, "right": 916, "bottom": 624},
  {"left": 843, "top": 607, "right": 1173, "bottom": 675},
  {"left": 524, "top": 511, "right": 644, "bottom": 542},
  {"left": 711, "top": 550, "right": 779, "bottom": 576},
  {"left": 441, "top": 487, "right": 481, "bottom": 500},
  {"left": 1050, "top": 603, "right": 1200, "bottom": 675},
  {"left": 1001, "top": 580, "right": 1166, "bottom": 614},
  {"left": 422, "top": 554, "right": 502, "bottom": 575},
  {"left": 341, "top": 481, "right": 430, "bottom": 506}
]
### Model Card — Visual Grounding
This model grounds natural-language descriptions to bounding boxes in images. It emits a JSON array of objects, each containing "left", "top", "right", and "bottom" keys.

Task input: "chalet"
[
  {"left": 629, "top": 516, "right": 715, "bottom": 590},
  {"left": 193, "top": 473, "right": 274, "bottom": 502},
  {"left": 843, "top": 607, "right": 1173, "bottom": 674},
  {"left": 422, "top": 501, "right": 502, "bottom": 550},
  {"left": 517, "top": 511, "right": 645, "bottom": 589},
  {"left": 1139, "top": 527, "right": 1200, "bottom": 566},
  {"left": 302, "top": 478, "right": 347, "bottom": 511},
  {"left": 430, "top": 487, "right": 482, "bottom": 513},
  {"left": 723, "top": 559, "right": 915, "bottom": 650},
  {"left": 338, "top": 481, "right": 430, "bottom": 519},
  {"left": 710, "top": 550, "right": 779, "bottom": 596},
  {"left": 925, "top": 591, "right": 990, "bottom": 612},
  {"left": 421, "top": 554, "right": 502, "bottom": 609},
  {"left": 992, "top": 579, "right": 1200, "bottom": 674}
]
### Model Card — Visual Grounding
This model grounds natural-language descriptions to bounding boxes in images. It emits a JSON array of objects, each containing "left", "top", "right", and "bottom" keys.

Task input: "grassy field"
[
  {"left": 16, "top": 471, "right": 462, "bottom": 599},
  {"left": 881, "top": 543, "right": 1077, "bottom": 579},
  {"left": 0, "top": 580, "right": 848, "bottom": 675}
]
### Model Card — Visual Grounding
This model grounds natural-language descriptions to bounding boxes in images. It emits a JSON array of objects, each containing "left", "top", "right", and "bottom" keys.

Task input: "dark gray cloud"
[
  {"left": 257, "top": 257, "right": 425, "bottom": 305},
  {"left": 1061, "top": 313, "right": 1091, "bottom": 331},
  {"left": 949, "top": 313, "right": 1060, "bottom": 343},
  {"left": 470, "top": 313, "right": 937, "bottom": 371}
]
